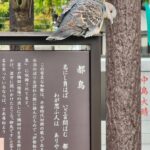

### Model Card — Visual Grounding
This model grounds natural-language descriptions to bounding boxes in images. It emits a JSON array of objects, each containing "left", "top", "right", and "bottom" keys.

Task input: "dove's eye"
[{"left": 110, "top": 10, "right": 113, "bottom": 13}]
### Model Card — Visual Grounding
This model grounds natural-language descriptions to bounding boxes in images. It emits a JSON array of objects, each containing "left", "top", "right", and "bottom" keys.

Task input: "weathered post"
[{"left": 106, "top": 0, "right": 141, "bottom": 149}]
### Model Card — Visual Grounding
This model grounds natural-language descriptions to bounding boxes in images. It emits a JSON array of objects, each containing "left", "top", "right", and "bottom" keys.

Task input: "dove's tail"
[{"left": 46, "top": 28, "right": 74, "bottom": 41}]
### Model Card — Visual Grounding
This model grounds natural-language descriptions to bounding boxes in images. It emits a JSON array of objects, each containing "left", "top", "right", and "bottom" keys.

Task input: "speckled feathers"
[{"left": 47, "top": 0, "right": 116, "bottom": 40}]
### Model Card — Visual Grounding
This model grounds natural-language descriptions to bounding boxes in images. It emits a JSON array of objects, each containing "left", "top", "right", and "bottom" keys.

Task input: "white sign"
[{"left": 141, "top": 72, "right": 150, "bottom": 120}]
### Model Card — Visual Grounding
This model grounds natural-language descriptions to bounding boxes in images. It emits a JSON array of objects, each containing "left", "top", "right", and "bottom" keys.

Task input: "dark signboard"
[{"left": 0, "top": 51, "right": 90, "bottom": 150}]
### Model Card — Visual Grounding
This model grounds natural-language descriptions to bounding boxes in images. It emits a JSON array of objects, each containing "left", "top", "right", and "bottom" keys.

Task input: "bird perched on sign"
[{"left": 46, "top": 0, "right": 117, "bottom": 41}]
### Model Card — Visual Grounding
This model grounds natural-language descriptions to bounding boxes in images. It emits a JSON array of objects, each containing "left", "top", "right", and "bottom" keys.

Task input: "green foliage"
[
  {"left": 34, "top": 0, "right": 53, "bottom": 31},
  {"left": 34, "top": 0, "right": 69, "bottom": 31},
  {"left": 145, "top": 0, "right": 150, "bottom": 4},
  {"left": 0, "top": 1, "right": 9, "bottom": 17},
  {"left": 0, "top": 0, "right": 70, "bottom": 31},
  {"left": 52, "top": 0, "right": 68, "bottom": 16},
  {"left": 0, "top": 1, "right": 9, "bottom": 31},
  {"left": 34, "top": 13, "right": 53, "bottom": 31}
]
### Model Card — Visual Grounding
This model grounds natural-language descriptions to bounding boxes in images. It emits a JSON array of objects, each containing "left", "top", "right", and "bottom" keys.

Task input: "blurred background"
[
  {"left": 0, "top": 0, "right": 149, "bottom": 54},
  {"left": 0, "top": 0, "right": 150, "bottom": 150},
  {"left": 0, "top": 0, "right": 69, "bottom": 32}
]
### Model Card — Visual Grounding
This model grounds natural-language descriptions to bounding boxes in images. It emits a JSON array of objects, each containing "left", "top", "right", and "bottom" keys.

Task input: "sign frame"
[{"left": 0, "top": 33, "right": 102, "bottom": 150}]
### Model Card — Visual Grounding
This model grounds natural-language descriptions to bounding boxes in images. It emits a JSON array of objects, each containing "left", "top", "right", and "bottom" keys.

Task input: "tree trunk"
[
  {"left": 10, "top": 0, "right": 34, "bottom": 50},
  {"left": 106, "top": 0, "right": 141, "bottom": 149}
]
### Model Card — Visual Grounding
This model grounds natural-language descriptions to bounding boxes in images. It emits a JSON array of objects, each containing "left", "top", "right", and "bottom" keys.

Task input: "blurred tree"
[
  {"left": 106, "top": 0, "right": 141, "bottom": 149},
  {"left": 1, "top": 0, "right": 70, "bottom": 32},
  {"left": 10, "top": 0, "right": 34, "bottom": 50}
]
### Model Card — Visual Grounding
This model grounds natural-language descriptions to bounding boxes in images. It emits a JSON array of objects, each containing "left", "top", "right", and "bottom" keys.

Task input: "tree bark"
[
  {"left": 106, "top": 0, "right": 141, "bottom": 149},
  {"left": 10, "top": 0, "right": 34, "bottom": 50}
]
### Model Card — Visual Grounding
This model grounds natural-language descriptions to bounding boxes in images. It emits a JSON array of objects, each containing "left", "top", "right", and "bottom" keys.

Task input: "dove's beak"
[
  {"left": 110, "top": 18, "right": 113, "bottom": 24},
  {"left": 107, "top": 14, "right": 113, "bottom": 24}
]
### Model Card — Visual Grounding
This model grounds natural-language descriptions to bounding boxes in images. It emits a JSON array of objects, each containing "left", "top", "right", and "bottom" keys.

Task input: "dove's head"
[{"left": 104, "top": 2, "right": 117, "bottom": 24}]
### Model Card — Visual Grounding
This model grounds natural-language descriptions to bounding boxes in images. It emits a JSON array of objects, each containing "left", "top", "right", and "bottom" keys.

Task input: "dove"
[{"left": 46, "top": 0, "right": 117, "bottom": 41}]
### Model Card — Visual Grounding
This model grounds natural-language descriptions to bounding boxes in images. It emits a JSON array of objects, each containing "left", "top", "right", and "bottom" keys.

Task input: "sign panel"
[
  {"left": 0, "top": 51, "right": 90, "bottom": 150},
  {"left": 141, "top": 72, "right": 150, "bottom": 120}
]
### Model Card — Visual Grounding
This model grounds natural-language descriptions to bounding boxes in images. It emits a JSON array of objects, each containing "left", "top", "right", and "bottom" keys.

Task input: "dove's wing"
[
  {"left": 59, "top": 0, "right": 106, "bottom": 36},
  {"left": 47, "top": 0, "right": 106, "bottom": 40},
  {"left": 57, "top": 0, "right": 79, "bottom": 27}
]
